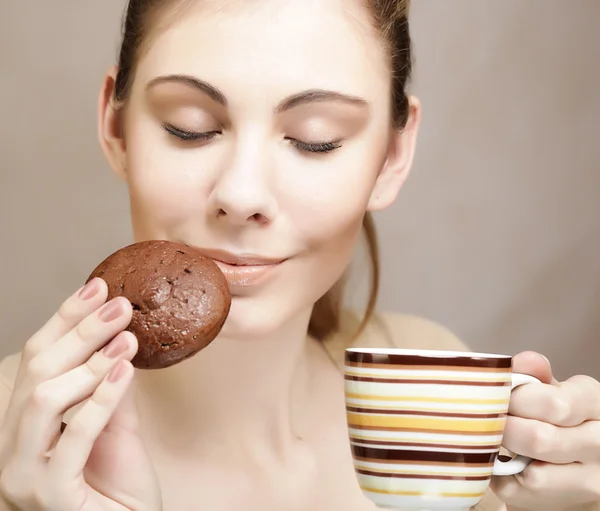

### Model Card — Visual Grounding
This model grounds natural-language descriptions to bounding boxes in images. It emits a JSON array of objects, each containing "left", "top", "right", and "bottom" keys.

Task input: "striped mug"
[{"left": 344, "top": 348, "right": 540, "bottom": 510}]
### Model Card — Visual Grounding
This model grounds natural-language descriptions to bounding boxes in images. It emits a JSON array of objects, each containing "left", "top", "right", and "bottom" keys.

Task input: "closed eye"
[
  {"left": 286, "top": 138, "right": 342, "bottom": 154},
  {"left": 162, "top": 123, "right": 220, "bottom": 142},
  {"left": 162, "top": 124, "right": 342, "bottom": 154}
]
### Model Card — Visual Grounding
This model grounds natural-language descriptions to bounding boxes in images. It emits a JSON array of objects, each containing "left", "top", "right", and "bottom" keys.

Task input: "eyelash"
[
  {"left": 162, "top": 124, "right": 342, "bottom": 154},
  {"left": 162, "top": 124, "right": 219, "bottom": 142},
  {"left": 285, "top": 138, "right": 342, "bottom": 154}
]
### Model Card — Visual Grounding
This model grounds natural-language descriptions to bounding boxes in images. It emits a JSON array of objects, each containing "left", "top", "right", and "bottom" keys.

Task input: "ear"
[
  {"left": 98, "top": 66, "right": 127, "bottom": 180},
  {"left": 367, "top": 95, "right": 421, "bottom": 211}
]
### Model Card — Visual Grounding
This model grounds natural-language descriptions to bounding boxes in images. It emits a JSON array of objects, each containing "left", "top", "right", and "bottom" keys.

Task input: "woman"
[{"left": 1, "top": 1, "right": 599, "bottom": 510}]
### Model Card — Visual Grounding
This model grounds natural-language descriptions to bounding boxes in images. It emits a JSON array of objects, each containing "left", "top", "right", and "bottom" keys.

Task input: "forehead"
[{"left": 134, "top": 0, "right": 391, "bottom": 102}]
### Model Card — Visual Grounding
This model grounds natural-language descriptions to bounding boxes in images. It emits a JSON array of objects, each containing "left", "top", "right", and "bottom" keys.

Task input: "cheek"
[
  {"left": 125, "top": 122, "right": 210, "bottom": 227},
  {"left": 278, "top": 149, "right": 380, "bottom": 251}
]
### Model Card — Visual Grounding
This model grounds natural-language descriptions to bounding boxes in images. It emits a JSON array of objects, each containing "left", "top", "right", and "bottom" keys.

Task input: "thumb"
[{"left": 511, "top": 350, "right": 555, "bottom": 385}]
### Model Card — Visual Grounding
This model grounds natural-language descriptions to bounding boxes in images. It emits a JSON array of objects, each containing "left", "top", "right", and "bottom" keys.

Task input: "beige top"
[{"left": 0, "top": 311, "right": 505, "bottom": 510}]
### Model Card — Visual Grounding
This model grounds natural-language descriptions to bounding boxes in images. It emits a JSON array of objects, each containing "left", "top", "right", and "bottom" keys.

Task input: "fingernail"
[
  {"left": 78, "top": 279, "right": 101, "bottom": 300},
  {"left": 107, "top": 360, "right": 128, "bottom": 383},
  {"left": 102, "top": 335, "right": 129, "bottom": 358},
  {"left": 99, "top": 300, "right": 123, "bottom": 323}
]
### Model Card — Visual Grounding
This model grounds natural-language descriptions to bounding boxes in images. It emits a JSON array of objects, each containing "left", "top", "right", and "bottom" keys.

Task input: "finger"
[
  {"left": 104, "top": 376, "right": 140, "bottom": 434},
  {"left": 22, "top": 278, "right": 108, "bottom": 360},
  {"left": 511, "top": 351, "right": 554, "bottom": 385},
  {"left": 27, "top": 297, "right": 133, "bottom": 381},
  {"left": 49, "top": 359, "right": 134, "bottom": 484},
  {"left": 509, "top": 374, "right": 600, "bottom": 426},
  {"left": 491, "top": 461, "right": 600, "bottom": 509},
  {"left": 502, "top": 415, "right": 600, "bottom": 464},
  {"left": 15, "top": 332, "right": 137, "bottom": 461}
]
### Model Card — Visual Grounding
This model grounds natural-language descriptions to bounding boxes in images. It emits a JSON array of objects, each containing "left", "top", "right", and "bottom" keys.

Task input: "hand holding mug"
[{"left": 492, "top": 351, "right": 600, "bottom": 511}]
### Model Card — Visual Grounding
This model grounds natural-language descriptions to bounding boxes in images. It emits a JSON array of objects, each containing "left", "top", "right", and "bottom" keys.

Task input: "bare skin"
[
  {"left": 2, "top": 1, "right": 600, "bottom": 510},
  {"left": 0, "top": 291, "right": 490, "bottom": 511}
]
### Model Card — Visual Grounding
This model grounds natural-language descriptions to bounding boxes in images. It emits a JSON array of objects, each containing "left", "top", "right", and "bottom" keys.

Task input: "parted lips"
[{"left": 87, "top": 240, "right": 231, "bottom": 370}]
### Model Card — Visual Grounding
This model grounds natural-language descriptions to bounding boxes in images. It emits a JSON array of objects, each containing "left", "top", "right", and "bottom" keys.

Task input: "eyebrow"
[
  {"left": 275, "top": 89, "right": 369, "bottom": 112},
  {"left": 146, "top": 74, "right": 369, "bottom": 112},
  {"left": 146, "top": 75, "right": 227, "bottom": 106}
]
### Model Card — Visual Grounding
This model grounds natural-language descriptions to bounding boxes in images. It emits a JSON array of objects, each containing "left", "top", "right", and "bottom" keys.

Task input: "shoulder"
[
  {"left": 345, "top": 310, "right": 471, "bottom": 352},
  {"left": 323, "top": 310, "right": 470, "bottom": 369},
  {"left": 371, "top": 311, "right": 470, "bottom": 352}
]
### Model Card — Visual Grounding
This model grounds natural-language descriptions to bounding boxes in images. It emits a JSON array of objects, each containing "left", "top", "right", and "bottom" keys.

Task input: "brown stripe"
[
  {"left": 349, "top": 424, "right": 504, "bottom": 435},
  {"left": 345, "top": 361, "right": 509, "bottom": 373},
  {"left": 354, "top": 456, "right": 493, "bottom": 468},
  {"left": 350, "top": 438, "right": 501, "bottom": 450},
  {"left": 345, "top": 351, "right": 511, "bottom": 369},
  {"left": 345, "top": 406, "right": 506, "bottom": 419},
  {"left": 351, "top": 445, "right": 497, "bottom": 464},
  {"left": 344, "top": 375, "right": 509, "bottom": 386},
  {"left": 356, "top": 468, "right": 491, "bottom": 481}
]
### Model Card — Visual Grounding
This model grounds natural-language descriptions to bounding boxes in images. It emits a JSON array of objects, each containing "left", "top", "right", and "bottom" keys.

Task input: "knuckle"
[
  {"left": 30, "top": 383, "right": 61, "bottom": 413},
  {"left": 529, "top": 423, "right": 557, "bottom": 458},
  {"left": 591, "top": 424, "right": 600, "bottom": 455},
  {"left": 56, "top": 298, "right": 80, "bottom": 325},
  {"left": 25, "top": 356, "right": 50, "bottom": 382},
  {"left": 519, "top": 462, "right": 547, "bottom": 491},
  {"left": 0, "top": 463, "right": 27, "bottom": 503},
  {"left": 84, "top": 351, "right": 109, "bottom": 378},
  {"left": 22, "top": 337, "right": 41, "bottom": 360},
  {"left": 74, "top": 318, "right": 91, "bottom": 343},
  {"left": 546, "top": 394, "right": 571, "bottom": 424},
  {"left": 89, "top": 385, "right": 115, "bottom": 410},
  {"left": 568, "top": 374, "right": 597, "bottom": 386},
  {"left": 64, "top": 415, "right": 90, "bottom": 440}
]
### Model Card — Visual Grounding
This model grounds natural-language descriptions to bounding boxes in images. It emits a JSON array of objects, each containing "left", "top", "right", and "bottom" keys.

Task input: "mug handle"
[{"left": 492, "top": 372, "right": 541, "bottom": 477}]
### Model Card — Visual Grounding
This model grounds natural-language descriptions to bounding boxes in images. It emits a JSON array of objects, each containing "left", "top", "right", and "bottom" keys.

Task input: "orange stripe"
[
  {"left": 349, "top": 425, "right": 504, "bottom": 435},
  {"left": 346, "top": 412, "right": 505, "bottom": 432}
]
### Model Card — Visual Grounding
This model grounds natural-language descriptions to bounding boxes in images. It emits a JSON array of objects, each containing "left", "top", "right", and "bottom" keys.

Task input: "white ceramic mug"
[{"left": 344, "top": 348, "right": 540, "bottom": 510}]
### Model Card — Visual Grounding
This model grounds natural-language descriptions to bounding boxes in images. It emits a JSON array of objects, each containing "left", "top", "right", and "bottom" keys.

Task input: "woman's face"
[{"left": 99, "top": 0, "right": 419, "bottom": 339}]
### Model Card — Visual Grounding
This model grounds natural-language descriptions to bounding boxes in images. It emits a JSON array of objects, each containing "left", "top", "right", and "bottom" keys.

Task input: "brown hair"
[{"left": 114, "top": 0, "right": 413, "bottom": 341}]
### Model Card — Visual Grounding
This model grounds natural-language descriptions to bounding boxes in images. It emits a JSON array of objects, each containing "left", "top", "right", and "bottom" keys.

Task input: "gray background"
[{"left": 1, "top": 1, "right": 598, "bottom": 380}]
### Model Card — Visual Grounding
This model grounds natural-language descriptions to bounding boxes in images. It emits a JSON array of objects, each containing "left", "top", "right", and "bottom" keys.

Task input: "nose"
[{"left": 208, "top": 143, "right": 278, "bottom": 226}]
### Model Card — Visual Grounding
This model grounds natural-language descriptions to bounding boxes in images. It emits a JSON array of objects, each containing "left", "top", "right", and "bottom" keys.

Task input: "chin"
[{"left": 216, "top": 293, "right": 314, "bottom": 342}]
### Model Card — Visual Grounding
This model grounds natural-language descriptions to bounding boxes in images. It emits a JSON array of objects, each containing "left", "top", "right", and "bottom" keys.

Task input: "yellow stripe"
[
  {"left": 347, "top": 413, "right": 505, "bottom": 432},
  {"left": 361, "top": 487, "right": 484, "bottom": 498},
  {"left": 345, "top": 393, "right": 508, "bottom": 405},
  {"left": 349, "top": 433, "right": 500, "bottom": 445},
  {"left": 345, "top": 371, "right": 510, "bottom": 382}
]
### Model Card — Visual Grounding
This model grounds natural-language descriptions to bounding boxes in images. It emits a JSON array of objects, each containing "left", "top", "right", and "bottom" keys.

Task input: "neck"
[{"left": 135, "top": 308, "right": 323, "bottom": 462}]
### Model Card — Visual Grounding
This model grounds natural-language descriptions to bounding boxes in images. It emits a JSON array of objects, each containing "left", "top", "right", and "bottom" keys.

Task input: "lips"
[
  {"left": 192, "top": 248, "right": 286, "bottom": 288},
  {"left": 199, "top": 248, "right": 285, "bottom": 267}
]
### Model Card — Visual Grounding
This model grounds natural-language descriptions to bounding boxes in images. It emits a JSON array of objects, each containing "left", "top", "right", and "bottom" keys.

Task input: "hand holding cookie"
[
  {"left": 0, "top": 279, "right": 162, "bottom": 511},
  {"left": 0, "top": 240, "right": 231, "bottom": 511}
]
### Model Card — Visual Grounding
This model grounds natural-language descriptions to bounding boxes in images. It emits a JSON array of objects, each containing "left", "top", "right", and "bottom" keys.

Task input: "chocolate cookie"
[{"left": 87, "top": 240, "right": 231, "bottom": 369}]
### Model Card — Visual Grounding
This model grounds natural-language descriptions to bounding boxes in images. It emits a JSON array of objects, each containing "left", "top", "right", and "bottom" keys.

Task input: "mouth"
[
  {"left": 191, "top": 247, "right": 287, "bottom": 288},
  {"left": 199, "top": 248, "right": 286, "bottom": 267}
]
